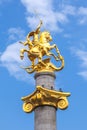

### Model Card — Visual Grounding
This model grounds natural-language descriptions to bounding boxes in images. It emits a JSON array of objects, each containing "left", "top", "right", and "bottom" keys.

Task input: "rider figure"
[{"left": 26, "top": 20, "right": 42, "bottom": 47}]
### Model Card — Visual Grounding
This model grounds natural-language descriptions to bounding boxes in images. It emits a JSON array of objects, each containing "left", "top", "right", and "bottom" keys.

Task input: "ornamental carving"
[{"left": 21, "top": 86, "right": 70, "bottom": 113}]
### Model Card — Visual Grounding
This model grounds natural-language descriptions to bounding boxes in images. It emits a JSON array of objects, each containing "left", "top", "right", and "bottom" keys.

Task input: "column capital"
[{"left": 21, "top": 86, "right": 70, "bottom": 113}]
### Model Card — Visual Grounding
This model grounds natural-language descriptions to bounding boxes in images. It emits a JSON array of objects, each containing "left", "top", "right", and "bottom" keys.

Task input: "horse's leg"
[
  {"left": 20, "top": 49, "right": 29, "bottom": 59},
  {"left": 54, "top": 45, "right": 62, "bottom": 60},
  {"left": 46, "top": 44, "right": 60, "bottom": 60},
  {"left": 31, "top": 59, "right": 35, "bottom": 68},
  {"left": 28, "top": 55, "right": 35, "bottom": 68},
  {"left": 54, "top": 45, "right": 60, "bottom": 55},
  {"left": 50, "top": 44, "right": 61, "bottom": 59},
  {"left": 47, "top": 52, "right": 59, "bottom": 61},
  {"left": 38, "top": 53, "right": 46, "bottom": 66},
  {"left": 50, "top": 44, "right": 60, "bottom": 54},
  {"left": 38, "top": 52, "right": 42, "bottom": 63},
  {"left": 41, "top": 46, "right": 57, "bottom": 60},
  {"left": 43, "top": 47, "right": 51, "bottom": 56}
]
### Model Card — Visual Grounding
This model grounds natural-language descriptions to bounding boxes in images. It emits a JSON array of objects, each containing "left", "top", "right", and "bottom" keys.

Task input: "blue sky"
[{"left": 0, "top": 0, "right": 87, "bottom": 130}]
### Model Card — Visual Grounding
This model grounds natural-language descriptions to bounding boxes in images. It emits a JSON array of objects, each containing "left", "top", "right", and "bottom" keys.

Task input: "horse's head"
[{"left": 40, "top": 31, "right": 52, "bottom": 43}]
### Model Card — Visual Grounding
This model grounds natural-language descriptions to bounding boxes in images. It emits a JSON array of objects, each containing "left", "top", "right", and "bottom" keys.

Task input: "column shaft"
[{"left": 34, "top": 72, "right": 56, "bottom": 130}]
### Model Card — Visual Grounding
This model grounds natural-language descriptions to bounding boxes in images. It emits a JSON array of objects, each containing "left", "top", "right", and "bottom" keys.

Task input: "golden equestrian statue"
[{"left": 20, "top": 20, "right": 64, "bottom": 73}]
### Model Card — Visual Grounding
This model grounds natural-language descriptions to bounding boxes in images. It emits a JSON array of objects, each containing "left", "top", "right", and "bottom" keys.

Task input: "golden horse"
[{"left": 20, "top": 31, "right": 60, "bottom": 68}]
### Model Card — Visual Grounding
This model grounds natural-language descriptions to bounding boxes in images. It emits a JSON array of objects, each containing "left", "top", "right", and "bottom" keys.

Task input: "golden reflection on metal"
[
  {"left": 21, "top": 86, "right": 70, "bottom": 113},
  {"left": 20, "top": 20, "right": 64, "bottom": 73}
]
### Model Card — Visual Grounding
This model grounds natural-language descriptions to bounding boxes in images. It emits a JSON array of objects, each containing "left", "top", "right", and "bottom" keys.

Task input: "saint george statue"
[{"left": 19, "top": 21, "right": 64, "bottom": 73}]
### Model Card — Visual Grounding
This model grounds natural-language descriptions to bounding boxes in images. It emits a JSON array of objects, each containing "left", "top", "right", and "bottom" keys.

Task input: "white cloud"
[
  {"left": 71, "top": 47, "right": 87, "bottom": 80},
  {"left": 8, "top": 27, "right": 25, "bottom": 41},
  {"left": 62, "top": 5, "right": 76, "bottom": 15},
  {"left": 0, "top": 42, "right": 34, "bottom": 83},
  {"left": 75, "top": 49, "right": 87, "bottom": 68},
  {"left": 61, "top": 5, "right": 87, "bottom": 25},
  {"left": 78, "top": 71, "right": 87, "bottom": 80},
  {"left": 63, "top": 33, "right": 71, "bottom": 38},
  {"left": 78, "top": 7, "right": 87, "bottom": 24},
  {"left": 21, "top": 0, "right": 87, "bottom": 32},
  {"left": 78, "top": 7, "right": 87, "bottom": 15},
  {"left": 21, "top": 0, "right": 69, "bottom": 32},
  {"left": 21, "top": 0, "right": 53, "bottom": 14}
]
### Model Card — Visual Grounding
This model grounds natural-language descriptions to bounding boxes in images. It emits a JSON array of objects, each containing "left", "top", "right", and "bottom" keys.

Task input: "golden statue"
[
  {"left": 20, "top": 21, "right": 70, "bottom": 113},
  {"left": 20, "top": 21, "right": 64, "bottom": 73}
]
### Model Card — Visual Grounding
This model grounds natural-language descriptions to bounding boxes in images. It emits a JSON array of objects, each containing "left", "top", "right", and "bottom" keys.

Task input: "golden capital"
[{"left": 21, "top": 86, "right": 70, "bottom": 113}]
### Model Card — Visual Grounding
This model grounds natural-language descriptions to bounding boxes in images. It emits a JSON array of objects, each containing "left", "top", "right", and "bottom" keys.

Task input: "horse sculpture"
[
  {"left": 20, "top": 31, "right": 60, "bottom": 68},
  {"left": 20, "top": 20, "right": 64, "bottom": 73}
]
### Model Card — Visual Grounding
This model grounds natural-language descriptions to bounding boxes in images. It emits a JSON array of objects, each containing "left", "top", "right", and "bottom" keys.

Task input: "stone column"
[{"left": 34, "top": 72, "right": 56, "bottom": 130}]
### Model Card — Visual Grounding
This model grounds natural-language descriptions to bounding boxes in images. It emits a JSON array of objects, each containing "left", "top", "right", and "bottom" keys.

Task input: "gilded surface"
[
  {"left": 20, "top": 21, "right": 64, "bottom": 73},
  {"left": 21, "top": 86, "right": 70, "bottom": 113}
]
